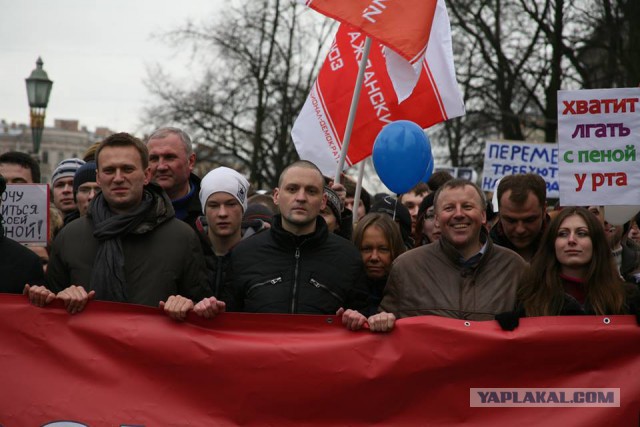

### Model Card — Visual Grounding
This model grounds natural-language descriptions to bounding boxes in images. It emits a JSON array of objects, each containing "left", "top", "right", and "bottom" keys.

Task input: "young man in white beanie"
[{"left": 195, "top": 167, "right": 267, "bottom": 297}]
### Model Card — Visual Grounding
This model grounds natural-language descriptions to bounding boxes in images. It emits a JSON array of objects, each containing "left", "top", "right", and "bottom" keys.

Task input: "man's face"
[
  {"left": 435, "top": 185, "right": 486, "bottom": 255},
  {"left": 52, "top": 177, "right": 76, "bottom": 214},
  {"left": 345, "top": 196, "right": 366, "bottom": 220},
  {"left": 499, "top": 190, "right": 545, "bottom": 250},
  {"left": 0, "top": 163, "right": 33, "bottom": 183},
  {"left": 401, "top": 190, "right": 425, "bottom": 232},
  {"left": 320, "top": 206, "right": 338, "bottom": 232},
  {"left": 147, "top": 134, "right": 195, "bottom": 200},
  {"left": 205, "top": 192, "right": 243, "bottom": 239},
  {"left": 274, "top": 166, "right": 326, "bottom": 234},
  {"left": 96, "top": 146, "right": 150, "bottom": 214},
  {"left": 76, "top": 182, "right": 101, "bottom": 216}
]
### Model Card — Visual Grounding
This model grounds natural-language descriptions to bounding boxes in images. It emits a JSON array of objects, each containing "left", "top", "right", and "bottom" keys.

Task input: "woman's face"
[
  {"left": 360, "top": 225, "right": 393, "bottom": 280},
  {"left": 554, "top": 214, "right": 593, "bottom": 276},
  {"left": 628, "top": 221, "right": 640, "bottom": 244},
  {"left": 421, "top": 206, "right": 441, "bottom": 242}
]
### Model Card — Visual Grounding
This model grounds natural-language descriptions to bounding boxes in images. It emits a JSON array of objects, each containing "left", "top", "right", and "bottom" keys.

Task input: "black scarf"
[{"left": 89, "top": 190, "right": 156, "bottom": 302}]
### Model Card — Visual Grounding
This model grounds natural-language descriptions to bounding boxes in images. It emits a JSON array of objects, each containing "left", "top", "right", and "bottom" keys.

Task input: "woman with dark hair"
[
  {"left": 498, "top": 207, "right": 639, "bottom": 329},
  {"left": 352, "top": 213, "right": 406, "bottom": 315},
  {"left": 413, "top": 193, "right": 441, "bottom": 247}
]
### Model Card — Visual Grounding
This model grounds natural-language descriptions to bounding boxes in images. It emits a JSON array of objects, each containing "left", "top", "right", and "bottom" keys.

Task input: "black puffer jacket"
[
  {"left": 222, "top": 215, "right": 369, "bottom": 314},
  {"left": 195, "top": 215, "right": 268, "bottom": 298}
]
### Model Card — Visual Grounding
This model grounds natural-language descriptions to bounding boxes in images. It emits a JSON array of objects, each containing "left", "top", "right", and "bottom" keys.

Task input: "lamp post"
[{"left": 25, "top": 57, "right": 53, "bottom": 155}]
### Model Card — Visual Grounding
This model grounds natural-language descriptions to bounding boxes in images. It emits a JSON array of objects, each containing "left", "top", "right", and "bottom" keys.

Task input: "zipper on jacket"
[
  {"left": 247, "top": 276, "right": 282, "bottom": 294},
  {"left": 214, "top": 257, "right": 224, "bottom": 297},
  {"left": 290, "top": 247, "right": 301, "bottom": 314},
  {"left": 310, "top": 278, "right": 344, "bottom": 304}
]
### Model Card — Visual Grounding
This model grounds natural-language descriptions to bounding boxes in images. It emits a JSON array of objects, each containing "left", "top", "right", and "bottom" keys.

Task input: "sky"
[{"left": 0, "top": 0, "right": 221, "bottom": 134}]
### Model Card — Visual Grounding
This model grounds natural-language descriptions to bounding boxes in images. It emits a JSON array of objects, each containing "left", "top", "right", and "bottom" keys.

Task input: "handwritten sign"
[
  {"left": 481, "top": 140, "right": 559, "bottom": 198},
  {"left": 558, "top": 88, "right": 640, "bottom": 205},
  {"left": 1, "top": 184, "right": 49, "bottom": 244}
]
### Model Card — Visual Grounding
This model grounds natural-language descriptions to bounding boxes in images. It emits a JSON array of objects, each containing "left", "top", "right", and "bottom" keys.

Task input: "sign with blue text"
[{"left": 481, "top": 140, "right": 559, "bottom": 198}]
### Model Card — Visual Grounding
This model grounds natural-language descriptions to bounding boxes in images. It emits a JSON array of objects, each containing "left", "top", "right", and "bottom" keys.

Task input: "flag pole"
[
  {"left": 334, "top": 36, "right": 373, "bottom": 184},
  {"left": 352, "top": 161, "right": 366, "bottom": 227}
]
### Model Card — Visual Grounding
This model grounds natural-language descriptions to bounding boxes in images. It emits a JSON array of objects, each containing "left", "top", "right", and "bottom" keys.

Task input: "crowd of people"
[{"left": 1, "top": 127, "right": 640, "bottom": 331}]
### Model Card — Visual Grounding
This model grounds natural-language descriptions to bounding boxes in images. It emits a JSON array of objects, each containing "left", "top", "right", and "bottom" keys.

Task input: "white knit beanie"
[
  {"left": 199, "top": 167, "right": 250, "bottom": 214},
  {"left": 51, "top": 158, "right": 85, "bottom": 184}
]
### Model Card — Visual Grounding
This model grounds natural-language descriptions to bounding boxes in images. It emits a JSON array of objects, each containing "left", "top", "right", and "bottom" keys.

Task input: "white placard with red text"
[{"left": 557, "top": 88, "right": 640, "bottom": 206}]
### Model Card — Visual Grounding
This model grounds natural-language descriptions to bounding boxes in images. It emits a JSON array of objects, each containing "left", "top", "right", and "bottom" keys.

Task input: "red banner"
[{"left": 1, "top": 294, "right": 639, "bottom": 426}]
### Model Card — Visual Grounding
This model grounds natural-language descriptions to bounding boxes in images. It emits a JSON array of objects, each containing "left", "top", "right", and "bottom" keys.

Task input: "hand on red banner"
[
  {"left": 193, "top": 296, "right": 226, "bottom": 319},
  {"left": 23, "top": 284, "right": 56, "bottom": 307},
  {"left": 368, "top": 312, "right": 396, "bottom": 332},
  {"left": 160, "top": 295, "right": 195, "bottom": 322},
  {"left": 56, "top": 285, "right": 95, "bottom": 315},
  {"left": 337, "top": 307, "right": 368, "bottom": 331}
]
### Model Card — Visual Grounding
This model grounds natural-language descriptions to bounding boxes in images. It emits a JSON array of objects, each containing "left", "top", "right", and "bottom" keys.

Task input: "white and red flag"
[
  {"left": 301, "top": 0, "right": 438, "bottom": 101},
  {"left": 292, "top": 0, "right": 464, "bottom": 175}
]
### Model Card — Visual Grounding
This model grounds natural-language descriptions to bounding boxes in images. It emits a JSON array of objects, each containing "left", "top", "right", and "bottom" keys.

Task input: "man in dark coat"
[
  {"left": 490, "top": 173, "right": 549, "bottom": 261},
  {"left": 194, "top": 160, "right": 369, "bottom": 330},
  {"left": 146, "top": 127, "right": 202, "bottom": 229},
  {"left": 25, "top": 133, "right": 211, "bottom": 320}
]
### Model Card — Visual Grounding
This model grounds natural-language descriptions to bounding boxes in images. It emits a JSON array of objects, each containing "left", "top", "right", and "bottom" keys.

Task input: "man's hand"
[
  {"left": 23, "top": 284, "right": 56, "bottom": 307},
  {"left": 330, "top": 182, "right": 347, "bottom": 209},
  {"left": 193, "top": 297, "right": 226, "bottom": 319},
  {"left": 57, "top": 285, "right": 95, "bottom": 315},
  {"left": 368, "top": 312, "right": 396, "bottom": 332},
  {"left": 160, "top": 295, "right": 194, "bottom": 322},
  {"left": 337, "top": 307, "right": 367, "bottom": 331}
]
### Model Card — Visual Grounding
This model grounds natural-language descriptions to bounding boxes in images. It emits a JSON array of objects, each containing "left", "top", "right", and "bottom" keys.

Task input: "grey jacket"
[{"left": 380, "top": 231, "right": 526, "bottom": 321}]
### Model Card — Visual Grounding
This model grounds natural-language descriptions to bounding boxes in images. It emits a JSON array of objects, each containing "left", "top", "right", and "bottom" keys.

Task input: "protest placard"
[
  {"left": 557, "top": 88, "right": 640, "bottom": 206},
  {"left": 481, "top": 140, "right": 559, "bottom": 198},
  {"left": 1, "top": 184, "right": 49, "bottom": 244}
]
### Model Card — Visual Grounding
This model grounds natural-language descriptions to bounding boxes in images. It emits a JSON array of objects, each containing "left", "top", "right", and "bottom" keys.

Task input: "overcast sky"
[{"left": 0, "top": 0, "right": 221, "bottom": 134}]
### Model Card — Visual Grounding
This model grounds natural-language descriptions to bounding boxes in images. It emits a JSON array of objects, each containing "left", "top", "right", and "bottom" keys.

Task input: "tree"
[{"left": 144, "top": 0, "right": 334, "bottom": 188}]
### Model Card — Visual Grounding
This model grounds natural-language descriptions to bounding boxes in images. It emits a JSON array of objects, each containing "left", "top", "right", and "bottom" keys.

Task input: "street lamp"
[{"left": 25, "top": 57, "right": 53, "bottom": 155}]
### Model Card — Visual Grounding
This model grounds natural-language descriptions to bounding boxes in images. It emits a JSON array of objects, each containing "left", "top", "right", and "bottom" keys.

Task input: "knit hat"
[
  {"left": 51, "top": 158, "right": 85, "bottom": 184},
  {"left": 243, "top": 203, "right": 274, "bottom": 226},
  {"left": 199, "top": 167, "right": 250, "bottom": 214},
  {"left": 417, "top": 192, "right": 435, "bottom": 220},
  {"left": 73, "top": 161, "right": 97, "bottom": 194},
  {"left": 324, "top": 186, "right": 343, "bottom": 221},
  {"left": 371, "top": 195, "right": 412, "bottom": 248}
]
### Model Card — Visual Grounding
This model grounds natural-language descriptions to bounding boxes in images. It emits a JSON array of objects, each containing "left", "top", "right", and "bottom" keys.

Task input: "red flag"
[
  {"left": 292, "top": 5, "right": 464, "bottom": 175},
  {"left": 302, "top": 0, "right": 437, "bottom": 65}
]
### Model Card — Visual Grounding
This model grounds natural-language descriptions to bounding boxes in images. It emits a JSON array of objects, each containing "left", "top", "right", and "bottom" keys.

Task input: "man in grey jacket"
[
  {"left": 25, "top": 133, "right": 211, "bottom": 320},
  {"left": 367, "top": 179, "right": 526, "bottom": 331}
]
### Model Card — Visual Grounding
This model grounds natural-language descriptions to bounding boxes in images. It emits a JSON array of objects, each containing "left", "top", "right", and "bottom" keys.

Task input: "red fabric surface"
[{"left": 1, "top": 294, "right": 639, "bottom": 426}]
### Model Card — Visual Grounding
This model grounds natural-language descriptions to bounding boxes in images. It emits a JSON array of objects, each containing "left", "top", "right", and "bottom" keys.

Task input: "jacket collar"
[{"left": 271, "top": 214, "right": 329, "bottom": 249}]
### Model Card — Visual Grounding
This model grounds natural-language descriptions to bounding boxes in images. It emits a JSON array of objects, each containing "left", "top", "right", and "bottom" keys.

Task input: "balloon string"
[{"left": 393, "top": 196, "right": 398, "bottom": 221}]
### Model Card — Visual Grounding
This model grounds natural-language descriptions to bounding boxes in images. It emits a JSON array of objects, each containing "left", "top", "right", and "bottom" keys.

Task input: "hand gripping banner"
[{"left": 1, "top": 294, "right": 639, "bottom": 426}]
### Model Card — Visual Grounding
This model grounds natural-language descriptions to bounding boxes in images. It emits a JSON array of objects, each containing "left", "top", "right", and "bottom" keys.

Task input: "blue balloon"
[
  {"left": 372, "top": 121, "right": 432, "bottom": 194},
  {"left": 422, "top": 155, "right": 434, "bottom": 183}
]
